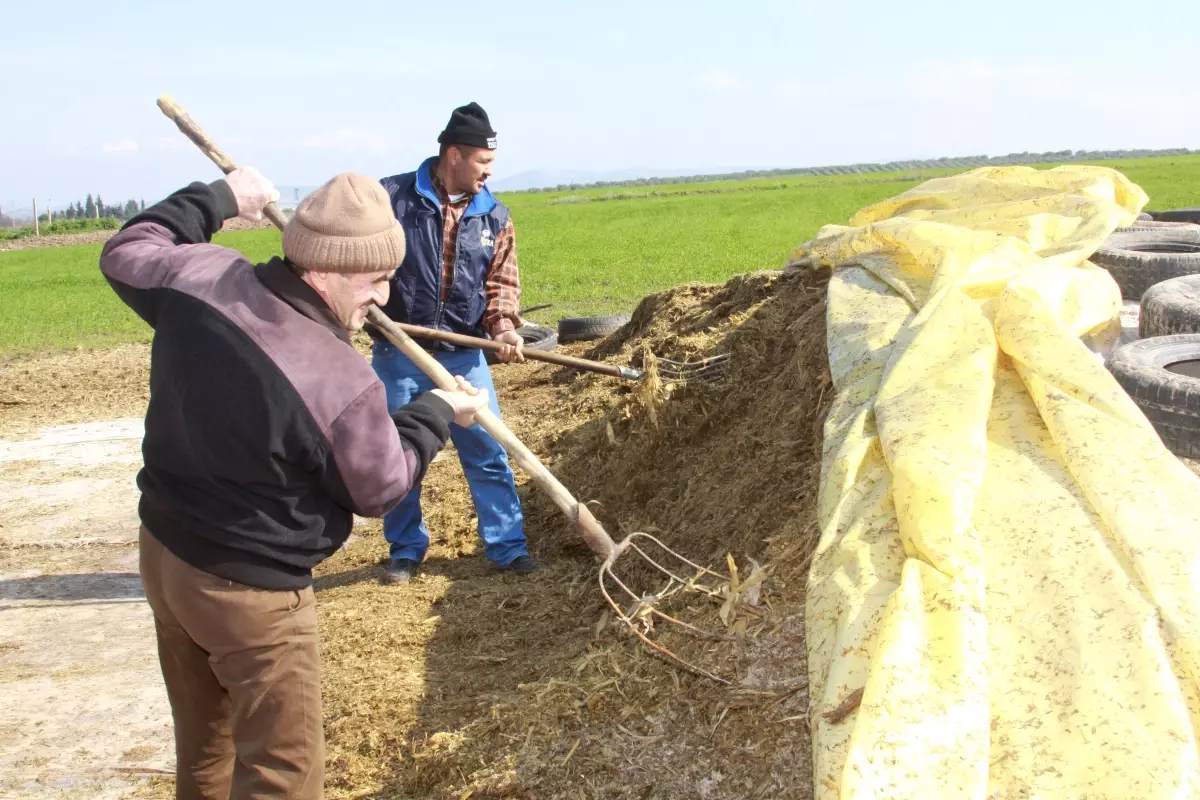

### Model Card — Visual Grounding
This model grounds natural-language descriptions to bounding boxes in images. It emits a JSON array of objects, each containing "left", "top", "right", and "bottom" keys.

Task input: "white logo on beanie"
[{"left": 486, "top": 136, "right": 497, "bottom": 150}]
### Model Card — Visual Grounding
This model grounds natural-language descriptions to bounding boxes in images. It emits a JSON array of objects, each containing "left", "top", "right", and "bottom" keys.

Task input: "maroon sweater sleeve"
[{"left": 324, "top": 388, "right": 453, "bottom": 517}]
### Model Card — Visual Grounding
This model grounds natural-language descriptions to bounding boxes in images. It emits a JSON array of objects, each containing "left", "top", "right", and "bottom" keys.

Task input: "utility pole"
[
  {"left": 33, "top": 198, "right": 39, "bottom": 236},
  {"left": 48, "top": 199, "right": 52, "bottom": 225}
]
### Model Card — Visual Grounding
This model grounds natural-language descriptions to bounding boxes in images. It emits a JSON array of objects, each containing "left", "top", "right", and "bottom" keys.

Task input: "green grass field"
[
  {"left": 0, "top": 230, "right": 285, "bottom": 355},
  {"left": 3, "top": 156, "right": 1200, "bottom": 357}
]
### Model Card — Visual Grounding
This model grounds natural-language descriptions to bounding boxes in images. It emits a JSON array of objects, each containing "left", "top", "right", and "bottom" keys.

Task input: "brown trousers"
[{"left": 139, "top": 527, "right": 324, "bottom": 799}]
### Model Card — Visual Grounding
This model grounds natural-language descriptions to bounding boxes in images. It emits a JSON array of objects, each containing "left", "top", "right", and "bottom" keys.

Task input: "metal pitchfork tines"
[
  {"left": 596, "top": 529, "right": 746, "bottom": 685},
  {"left": 639, "top": 352, "right": 730, "bottom": 384}
]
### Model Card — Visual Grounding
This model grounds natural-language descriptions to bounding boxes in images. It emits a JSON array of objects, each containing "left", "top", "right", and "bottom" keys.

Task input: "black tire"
[
  {"left": 1136, "top": 212, "right": 1153, "bottom": 222},
  {"left": 557, "top": 314, "right": 632, "bottom": 343},
  {"left": 1140, "top": 274, "right": 1200, "bottom": 338},
  {"left": 1150, "top": 208, "right": 1200, "bottom": 224},
  {"left": 1107, "top": 334, "right": 1200, "bottom": 458},
  {"left": 1116, "top": 220, "right": 1200, "bottom": 233},
  {"left": 483, "top": 323, "right": 558, "bottom": 365},
  {"left": 1090, "top": 228, "right": 1200, "bottom": 302}
]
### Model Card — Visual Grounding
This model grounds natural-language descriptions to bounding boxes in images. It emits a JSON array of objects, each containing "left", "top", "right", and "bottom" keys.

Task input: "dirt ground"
[
  {"left": 0, "top": 270, "right": 829, "bottom": 799},
  {"left": 2, "top": 267, "right": 1197, "bottom": 800},
  {"left": 0, "top": 418, "right": 170, "bottom": 798},
  {"left": 0, "top": 345, "right": 170, "bottom": 798}
]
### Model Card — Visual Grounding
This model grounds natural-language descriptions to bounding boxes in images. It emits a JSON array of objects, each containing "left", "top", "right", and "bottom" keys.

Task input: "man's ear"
[{"left": 301, "top": 269, "right": 330, "bottom": 294}]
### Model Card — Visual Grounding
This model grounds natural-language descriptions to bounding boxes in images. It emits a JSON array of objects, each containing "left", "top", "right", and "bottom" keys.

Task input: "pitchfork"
[
  {"left": 156, "top": 94, "right": 741, "bottom": 682},
  {"left": 385, "top": 322, "right": 731, "bottom": 384}
]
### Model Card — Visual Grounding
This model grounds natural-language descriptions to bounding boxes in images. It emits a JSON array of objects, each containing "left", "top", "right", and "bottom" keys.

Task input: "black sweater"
[{"left": 100, "top": 180, "right": 451, "bottom": 589}]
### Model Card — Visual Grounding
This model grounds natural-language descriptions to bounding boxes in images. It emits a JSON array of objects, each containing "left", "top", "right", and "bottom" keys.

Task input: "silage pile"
[
  {"left": 315, "top": 265, "right": 836, "bottom": 799},
  {"left": 526, "top": 266, "right": 833, "bottom": 574}
]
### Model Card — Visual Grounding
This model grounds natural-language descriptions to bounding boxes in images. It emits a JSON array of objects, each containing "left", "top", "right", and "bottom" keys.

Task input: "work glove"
[
  {"left": 225, "top": 167, "right": 280, "bottom": 222},
  {"left": 431, "top": 376, "right": 489, "bottom": 427}
]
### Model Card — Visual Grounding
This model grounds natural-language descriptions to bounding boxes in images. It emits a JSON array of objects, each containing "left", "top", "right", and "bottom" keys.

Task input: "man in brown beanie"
[{"left": 100, "top": 167, "right": 486, "bottom": 799}]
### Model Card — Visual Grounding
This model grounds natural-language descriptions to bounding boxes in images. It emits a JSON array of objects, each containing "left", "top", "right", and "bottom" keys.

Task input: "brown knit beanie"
[{"left": 282, "top": 173, "right": 405, "bottom": 273}]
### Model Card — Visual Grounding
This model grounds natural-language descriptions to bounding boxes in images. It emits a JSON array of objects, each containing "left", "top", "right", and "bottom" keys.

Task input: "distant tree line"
[
  {"left": 33, "top": 194, "right": 146, "bottom": 223},
  {"left": 515, "top": 147, "right": 1198, "bottom": 193}
]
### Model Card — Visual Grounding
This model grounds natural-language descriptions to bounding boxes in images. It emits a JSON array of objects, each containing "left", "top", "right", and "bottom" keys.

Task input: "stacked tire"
[
  {"left": 1108, "top": 336, "right": 1200, "bottom": 458},
  {"left": 481, "top": 312, "right": 633, "bottom": 365},
  {"left": 1141, "top": 275, "right": 1200, "bottom": 339},
  {"left": 557, "top": 315, "right": 632, "bottom": 343},
  {"left": 1149, "top": 208, "right": 1200, "bottom": 224},
  {"left": 1100, "top": 210, "right": 1200, "bottom": 457},
  {"left": 1090, "top": 227, "right": 1200, "bottom": 302}
]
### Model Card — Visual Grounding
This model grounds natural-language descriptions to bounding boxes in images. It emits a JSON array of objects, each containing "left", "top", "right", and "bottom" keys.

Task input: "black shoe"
[
  {"left": 382, "top": 558, "right": 420, "bottom": 585},
  {"left": 501, "top": 555, "right": 538, "bottom": 574}
]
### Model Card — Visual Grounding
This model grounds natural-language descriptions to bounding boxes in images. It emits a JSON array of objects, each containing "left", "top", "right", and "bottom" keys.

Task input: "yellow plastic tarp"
[{"left": 800, "top": 165, "right": 1200, "bottom": 798}]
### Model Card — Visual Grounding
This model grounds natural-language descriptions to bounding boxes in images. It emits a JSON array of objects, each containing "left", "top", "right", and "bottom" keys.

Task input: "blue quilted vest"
[{"left": 378, "top": 158, "right": 511, "bottom": 348}]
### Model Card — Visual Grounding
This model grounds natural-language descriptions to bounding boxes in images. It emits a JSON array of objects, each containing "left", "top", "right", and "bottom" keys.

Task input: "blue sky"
[{"left": 2, "top": 0, "right": 1199, "bottom": 212}]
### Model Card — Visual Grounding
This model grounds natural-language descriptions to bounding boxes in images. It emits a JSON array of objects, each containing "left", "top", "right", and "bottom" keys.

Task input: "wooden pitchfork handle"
[
  {"left": 156, "top": 93, "right": 618, "bottom": 560},
  {"left": 382, "top": 322, "right": 644, "bottom": 381}
]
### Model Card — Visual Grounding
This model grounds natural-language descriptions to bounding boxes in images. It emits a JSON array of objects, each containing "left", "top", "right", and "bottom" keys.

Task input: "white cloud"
[
  {"left": 606, "top": 27, "right": 629, "bottom": 45},
  {"left": 697, "top": 70, "right": 741, "bottom": 92},
  {"left": 101, "top": 139, "right": 139, "bottom": 155},
  {"left": 141, "top": 135, "right": 195, "bottom": 152},
  {"left": 902, "top": 59, "right": 1076, "bottom": 104},
  {"left": 774, "top": 79, "right": 809, "bottom": 99},
  {"left": 900, "top": 58, "right": 1200, "bottom": 127},
  {"left": 298, "top": 128, "right": 389, "bottom": 156},
  {"left": 870, "top": 58, "right": 1200, "bottom": 158}
]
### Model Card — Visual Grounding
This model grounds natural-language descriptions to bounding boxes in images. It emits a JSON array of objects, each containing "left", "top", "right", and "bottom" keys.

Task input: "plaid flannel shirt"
[{"left": 432, "top": 173, "right": 521, "bottom": 337}]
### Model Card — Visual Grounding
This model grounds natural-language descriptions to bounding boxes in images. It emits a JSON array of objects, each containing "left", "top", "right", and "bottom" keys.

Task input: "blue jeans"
[{"left": 371, "top": 342, "right": 527, "bottom": 567}]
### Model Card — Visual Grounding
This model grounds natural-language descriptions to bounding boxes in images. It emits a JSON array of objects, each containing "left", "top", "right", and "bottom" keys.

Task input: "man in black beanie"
[
  {"left": 374, "top": 103, "right": 536, "bottom": 584},
  {"left": 439, "top": 101, "right": 499, "bottom": 152}
]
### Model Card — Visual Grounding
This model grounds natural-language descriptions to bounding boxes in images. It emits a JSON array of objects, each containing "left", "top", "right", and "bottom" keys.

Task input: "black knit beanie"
[{"left": 437, "top": 102, "right": 497, "bottom": 150}]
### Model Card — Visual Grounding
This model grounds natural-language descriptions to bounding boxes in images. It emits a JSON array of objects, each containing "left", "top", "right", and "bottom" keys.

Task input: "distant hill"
[
  {"left": 488, "top": 167, "right": 758, "bottom": 193},
  {"left": 491, "top": 148, "right": 1198, "bottom": 194},
  {"left": 254, "top": 148, "right": 1200, "bottom": 205}
]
